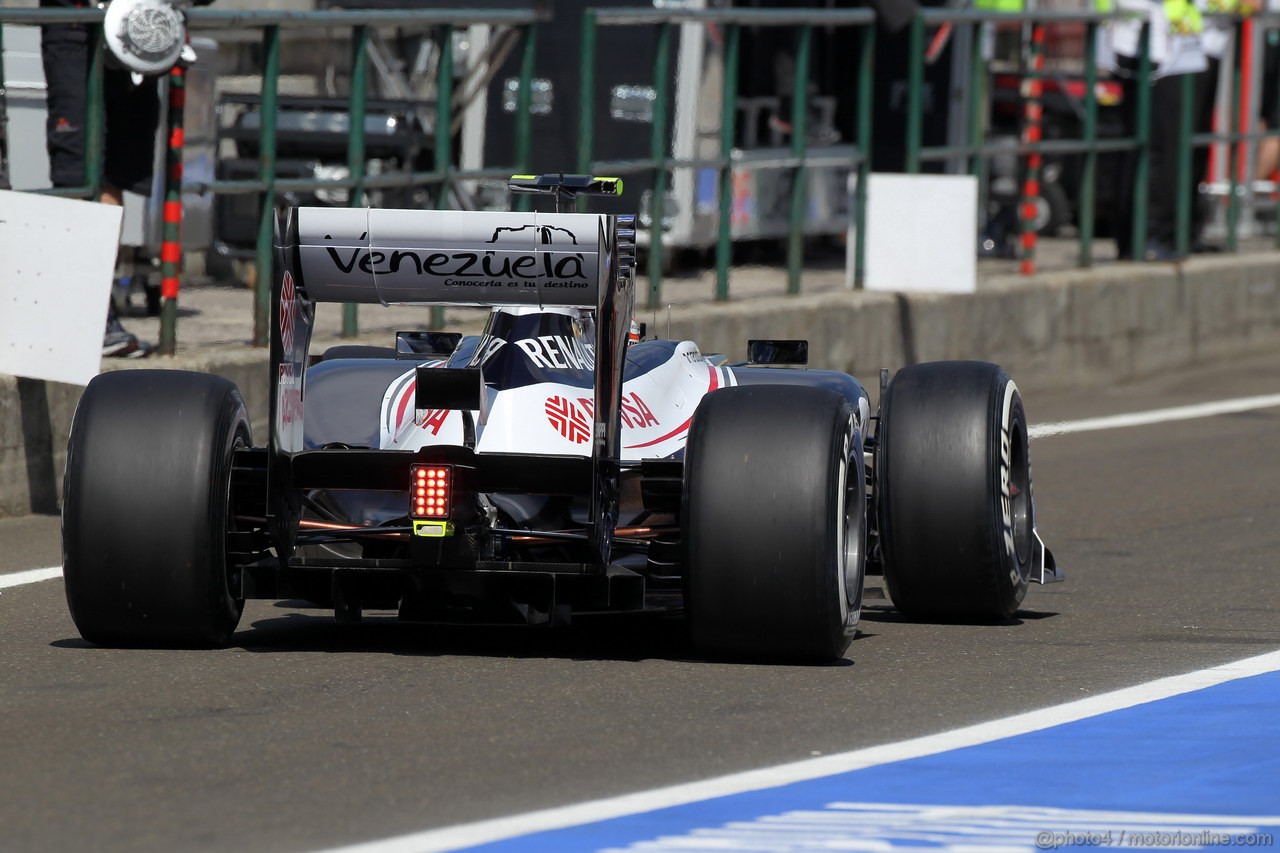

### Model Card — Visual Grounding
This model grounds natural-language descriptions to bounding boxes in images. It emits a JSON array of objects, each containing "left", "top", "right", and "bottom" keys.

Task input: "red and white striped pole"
[
  {"left": 157, "top": 62, "right": 185, "bottom": 355},
  {"left": 1018, "top": 23, "right": 1046, "bottom": 276}
]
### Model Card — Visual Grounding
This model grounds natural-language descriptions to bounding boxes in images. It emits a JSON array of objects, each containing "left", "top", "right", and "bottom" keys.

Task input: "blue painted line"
[{"left": 463, "top": 670, "right": 1280, "bottom": 851}]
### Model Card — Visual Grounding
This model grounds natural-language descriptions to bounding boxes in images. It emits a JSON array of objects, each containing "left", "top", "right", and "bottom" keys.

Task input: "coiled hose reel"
[{"left": 102, "top": 0, "right": 191, "bottom": 77}]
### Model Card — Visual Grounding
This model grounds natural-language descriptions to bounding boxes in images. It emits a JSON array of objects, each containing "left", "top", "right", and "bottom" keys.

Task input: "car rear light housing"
[{"left": 410, "top": 465, "right": 451, "bottom": 520}]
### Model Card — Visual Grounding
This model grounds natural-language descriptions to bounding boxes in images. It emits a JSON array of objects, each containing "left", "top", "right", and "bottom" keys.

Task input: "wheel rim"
[
  {"left": 1009, "top": 418, "right": 1032, "bottom": 564},
  {"left": 222, "top": 428, "right": 250, "bottom": 607},
  {"left": 836, "top": 440, "right": 865, "bottom": 618}
]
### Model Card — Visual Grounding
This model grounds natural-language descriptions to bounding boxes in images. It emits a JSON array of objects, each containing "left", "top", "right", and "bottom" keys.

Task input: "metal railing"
[
  {"left": 576, "top": 6, "right": 876, "bottom": 307},
  {"left": 903, "top": 8, "right": 1280, "bottom": 270},
  {"left": 0, "top": 6, "right": 546, "bottom": 349},
  {"left": 904, "top": 8, "right": 1146, "bottom": 272},
  {"left": 9, "top": 3, "right": 1280, "bottom": 354},
  {"left": 189, "top": 7, "right": 545, "bottom": 345},
  {"left": 1186, "top": 12, "right": 1280, "bottom": 255}
]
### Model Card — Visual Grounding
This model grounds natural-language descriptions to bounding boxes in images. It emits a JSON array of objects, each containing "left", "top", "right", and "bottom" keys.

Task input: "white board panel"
[
  {"left": 864, "top": 173, "right": 977, "bottom": 294},
  {"left": 0, "top": 190, "right": 122, "bottom": 386}
]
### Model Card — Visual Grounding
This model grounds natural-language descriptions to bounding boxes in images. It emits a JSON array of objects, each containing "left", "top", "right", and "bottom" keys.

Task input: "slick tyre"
[
  {"left": 876, "top": 361, "right": 1033, "bottom": 621},
  {"left": 63, "top": 370, "right": 250, "bottom": 647},
  {"left": 683, "top": 385, "right": 865, "bottom": 661}
]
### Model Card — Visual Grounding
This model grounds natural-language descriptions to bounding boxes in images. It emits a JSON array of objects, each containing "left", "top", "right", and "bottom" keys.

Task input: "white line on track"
[
  {"left": 0, "top": 566, "right": 62, "bottom": 590},
  {"left": 1029, "top": 392, "right": 1280, "bottom": 438},
  {"left": 320, "top": 649, "right": 1280, "bottom": 853}
]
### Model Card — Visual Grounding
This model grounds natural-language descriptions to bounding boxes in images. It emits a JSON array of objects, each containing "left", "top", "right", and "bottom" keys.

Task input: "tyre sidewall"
[
  {"left": 992, "top": 376, "right": 1032, "bottom": 617},
  {"left": 840, "top": 428, "right": 868, "bottom": 634}
]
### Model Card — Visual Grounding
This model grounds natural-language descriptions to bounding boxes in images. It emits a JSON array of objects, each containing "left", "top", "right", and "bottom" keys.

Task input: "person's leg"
[
  {"left": 1191, "top": 58, "right": 1221, "bottom": 247},
  {"left": 102, "top": 65, "right": 160, "bottom": 197},
  {"left": 1115, "top": 72, "right": 1139, "bottom": 259},
  {"left": 1144, "top": 73, "right": 1183, "bottom": 254},
  {"left": 1257, "top": 130, "right": 1280, "bottom": 181},
  {"left": 98, "top": 67, "right": 162, "bottom": 358},
  {"left": 41, "top": 27, "right": 87, "bottom": 191},
  {"left": 41, "top": 22, "right": 148, "bottom": 356},
  {"left": 43, "top": 46, "right": 156, "bottom": 357},
  {"left": 1258, "top": 35, "right": 1280, "bottom": 181}
]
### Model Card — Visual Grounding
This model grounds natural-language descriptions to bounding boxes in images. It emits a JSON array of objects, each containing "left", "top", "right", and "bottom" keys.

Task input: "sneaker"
[{"left": 103, "top": 310, "right": 154, "bottom": 359}]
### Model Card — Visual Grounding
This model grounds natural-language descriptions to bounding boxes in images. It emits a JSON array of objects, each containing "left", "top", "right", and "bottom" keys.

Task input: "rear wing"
[
  {"left": 268, "top": 194, "right": 637, "bottom": 566},
  {"left": 286, "top": 207, "right": 615, "bottom": 308}
]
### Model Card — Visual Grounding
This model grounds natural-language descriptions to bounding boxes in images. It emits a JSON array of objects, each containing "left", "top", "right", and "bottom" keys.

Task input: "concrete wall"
[
  {"left": 3, "top": 253, "right": 1280, "bottom": 519},
  {"left": 669, "top": 253, "right": 1280, "bottom": 392},
  {"left": 0, "top": 351, "right": 269, "bottom": 519}
]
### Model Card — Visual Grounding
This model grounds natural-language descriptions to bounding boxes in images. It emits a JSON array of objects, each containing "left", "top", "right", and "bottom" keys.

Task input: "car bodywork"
[{"left": 221, "top": 179, "right": 1059, "bottom": 631}]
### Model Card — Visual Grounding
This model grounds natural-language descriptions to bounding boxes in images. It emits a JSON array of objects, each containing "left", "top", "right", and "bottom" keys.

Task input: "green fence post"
[
  {"left": 0, "top": 25, "right": 6, "bottom": 188},
  {"left": 968, "top": 20, "right": 987, "bottom": 193},
  {"left": 253, "top": 24, "right": 280, "bottom": 348},
  {"left": 786, "top": 25, "right": 812, "bottom": 295},
  {"left": 576, "top": 10, "right": 597, "bottom": 181},
  {"left": 1079, "top": 20, "right": 1099, "bottom": 268},
  {"left": 1130, "top": 23, "right": 1151, "bottom": 260},
  {"left": 513, "top": 24, "right": 536, "bottom": 213},
  {"left": 430, "top": 24, "right": 454, "bottom": 332},
  {"left": 715, "top": 23, "right": 740, "bottom": 301},
  {"left": 434, "top": 24, "right": 453, "bottom": 209},
  {"left": 647, "top": 21, "right": 672, "bottom": 310},
  {"left": 85, "top": 24, "right": 105, "bottom": 200},
  {"left": 1226, "top": 19, "right": 1243, "bottom": 252},
  {"left": 341, "top": 24, "right": 369, "bottom": 339},
  {"left": 905, "top": 14, "right": 924, "bottom": 174},
  {"left": 1174, "top": 70, "right": 1194, "bottom": 257},
  {"left": 853, "top": 23, "right": 874, "bottom": 289}
]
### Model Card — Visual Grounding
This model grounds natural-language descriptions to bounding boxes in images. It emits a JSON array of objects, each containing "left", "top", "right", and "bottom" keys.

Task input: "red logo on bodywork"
[
  {"left": 419, "top": 408, "right": 449, "bottom": 435},
  {"left": 620, "top": 392, "right": 659, "bottom": 429},
  {"left": 545, "top": 396, "right": 591, "bottom": 444}
]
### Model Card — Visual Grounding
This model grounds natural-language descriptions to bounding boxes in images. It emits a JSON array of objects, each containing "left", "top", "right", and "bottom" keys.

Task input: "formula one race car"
[{"left": 61, "top": 174, "right": 1061, "bottom": 662}]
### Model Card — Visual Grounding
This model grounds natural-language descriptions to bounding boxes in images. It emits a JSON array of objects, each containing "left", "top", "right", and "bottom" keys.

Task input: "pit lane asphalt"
[{"left": 2, "top": 353, "right": 1279, "bottom": 853}]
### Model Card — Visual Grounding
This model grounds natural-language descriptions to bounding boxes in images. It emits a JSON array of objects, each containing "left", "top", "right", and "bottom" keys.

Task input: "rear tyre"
[
  {"left": 63, "top": 370, "right": 250, "bottom": 647},
  {"left": 683, "top": 385, "right": 865, "bottom": 661},
  {"left": 876, "top": 361, "right": 1033, "bottom": 621}
]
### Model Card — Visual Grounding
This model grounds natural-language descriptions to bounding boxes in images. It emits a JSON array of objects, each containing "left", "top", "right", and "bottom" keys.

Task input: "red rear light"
[{"left": 410, "top": 465, "right": 451, "bottom": 519}]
